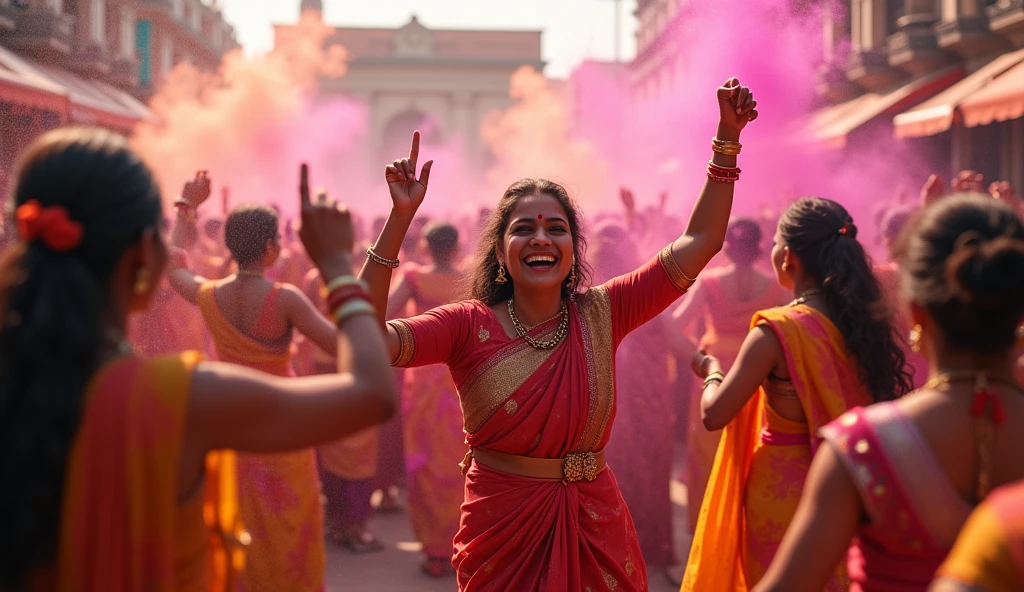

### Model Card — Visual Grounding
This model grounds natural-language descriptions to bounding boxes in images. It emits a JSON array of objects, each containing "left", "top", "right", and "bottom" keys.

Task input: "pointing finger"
[
  {"left": 410, "top": 130, "right": 420, "bottom": 169},
  {"left": 300, "top": 164, "right": 311, "bottom": 208}
]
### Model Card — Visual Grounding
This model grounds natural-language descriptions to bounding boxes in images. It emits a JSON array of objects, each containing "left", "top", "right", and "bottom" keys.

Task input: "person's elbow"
[
  {"left": 366, "top": 371, "right": 398, "bottom": 422},
  {"left": 700, "top": 403, "right": 729, "bottom": 431}
]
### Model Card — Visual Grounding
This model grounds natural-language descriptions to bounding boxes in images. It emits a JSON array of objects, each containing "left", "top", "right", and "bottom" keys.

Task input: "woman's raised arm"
[
  {"left": 184, "top": 164, "right": 397, "bottom": 455},
  {"left": 166, "top": 171, "right": 213, "bottom": 305},
  {"left": 359, "top": 131, "right": 433, "bottom": 363},
  {"left": 669, "top": 78, "right": 758, "bottom": 280}
]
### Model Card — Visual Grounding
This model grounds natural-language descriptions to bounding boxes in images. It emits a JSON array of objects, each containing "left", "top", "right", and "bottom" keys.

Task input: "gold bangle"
[
  {"left": 712, "top": 137, "right": 742, "bottom": 155},
  {"left": 366, "top": 246, "right": 400, "bottom": 269},
  {"left": 703, "top": 376, "right": 723, "bottom": 389}
]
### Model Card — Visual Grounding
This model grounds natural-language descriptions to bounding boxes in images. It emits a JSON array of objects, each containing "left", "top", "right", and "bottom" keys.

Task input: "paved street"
[{"left": 325, "top": 481, "right": 690, "bottom": 591}]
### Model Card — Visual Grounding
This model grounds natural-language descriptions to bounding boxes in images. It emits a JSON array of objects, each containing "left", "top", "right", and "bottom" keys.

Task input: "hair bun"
[{"left": 946, "top": 232, "right": 1024, "bottom": 310}]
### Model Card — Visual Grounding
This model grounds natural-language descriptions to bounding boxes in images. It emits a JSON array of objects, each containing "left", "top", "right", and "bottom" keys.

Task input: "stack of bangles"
[
  {"left": 708, "top": 137, "right": 741, "bottom": 183},
  {"left": 703, "top": 371, "right": 725, "bottom": 390},
  {"left": 325, "top": 276, "right": 376, "bottom": 326}
]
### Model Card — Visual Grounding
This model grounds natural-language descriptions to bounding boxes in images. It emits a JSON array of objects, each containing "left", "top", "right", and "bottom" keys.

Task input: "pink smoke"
[{"left": 131, "top": 15, "right": 369, "bottom": 221}]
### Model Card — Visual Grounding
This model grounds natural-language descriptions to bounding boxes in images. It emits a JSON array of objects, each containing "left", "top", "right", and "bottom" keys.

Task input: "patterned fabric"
[
  {"left": 683, "top": 305, "right": 874, "bottom": 592},
  {"left": 393, "top": 251, "right": 689, "bottom": 591},
  {"left": 822, "top": 403, "right": 974, "bottom": 591},
  {"left": 57, "top": 353, "right": 243, "bottom": 592},
  {"left": 199, "top": 281, "right": 326, "bottom": 592},
  {"left": 683, "top": 270, "right": 788, "bottom": 533},
  {"left": 938, "top": 479, "right": 1024, "bottom": 592}
]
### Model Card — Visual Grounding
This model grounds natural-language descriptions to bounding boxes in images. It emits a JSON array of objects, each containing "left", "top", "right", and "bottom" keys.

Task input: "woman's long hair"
[
  {"left": 896, "top": 193, "right": 1024, "bottom": 354},
  {"left": 0, "top": 128, "right": 162, "bottom": 586},
  {"left": 468, "top": 178, "right": 592, "bottom": 305},
  {"left": 779, "top": 197, "right": 913, "bottom": 402}
]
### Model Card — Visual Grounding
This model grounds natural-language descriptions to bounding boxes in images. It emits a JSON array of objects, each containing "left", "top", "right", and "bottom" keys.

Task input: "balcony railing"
[{"left": 988, "top": 0, "right": 1024, "bottom": 46}]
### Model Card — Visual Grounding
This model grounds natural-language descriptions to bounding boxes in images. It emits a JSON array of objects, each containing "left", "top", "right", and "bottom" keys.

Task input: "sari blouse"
[
  {"left": 389, "top": 247, "right": 693, "bottom": 591},
  {"left": 821, "top": 403, "right": 973, "bottom": 592}
]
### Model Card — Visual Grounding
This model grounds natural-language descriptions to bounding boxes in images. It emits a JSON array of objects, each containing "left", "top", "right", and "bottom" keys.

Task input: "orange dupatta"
[
  {"left": 682, "top": 305, "right": 873, "bottom": 591},
  {"left": 57, "top": 353, "right": 243, "bottom": 592},
  {"left": 197, "top": 282, "right": 291, "bottom": 375}
]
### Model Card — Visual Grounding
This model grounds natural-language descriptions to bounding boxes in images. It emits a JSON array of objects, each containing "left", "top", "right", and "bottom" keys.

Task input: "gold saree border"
[
  {"left": 460, "top": 323, "right": 560, "bottom": 434},
  {"left": 388, "top": 319, "right": 416, "bottom": 367},
  {"left": 659, "top": 245, "right": 697, "bottom": 292},
  {"left": 576, "top": 286, "right": 615, "bottom": 452}
]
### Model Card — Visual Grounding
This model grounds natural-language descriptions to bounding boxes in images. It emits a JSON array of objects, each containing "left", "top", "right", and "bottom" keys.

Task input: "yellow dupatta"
[
  {"left": 682, "top": 305, "right": 873, "bottom": 591},
  {"left": 57, "top": 353, "right": 244, "bottom": 592}
]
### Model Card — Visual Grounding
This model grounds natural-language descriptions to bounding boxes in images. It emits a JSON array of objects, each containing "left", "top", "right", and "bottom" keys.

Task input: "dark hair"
[
  {"left": 469, "top": 178, "right": 591, "bottom": 305},
  {"left": 224, "top": 204, "right": 278, "bottom": 265},
  {"left": 0, "top": 127, "right": 162, "bottom": 586},
  {"left": 897, "top": 193, "right": 1024, "bottom": 353},
  {"left": 724, "top": 217, "right": 762, "bottom": 266},
  {"left": 881, "top": 205, "right": 915, "bottom": 245},
  {"left": 780, "top": 197, "right": 912, "bottom": 402},
  {"left": 423, "top": 221, "right": 459, "bottom": 263}
]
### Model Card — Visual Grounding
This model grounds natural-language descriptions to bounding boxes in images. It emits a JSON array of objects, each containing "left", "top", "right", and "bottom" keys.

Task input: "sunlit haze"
[{"left": 218, "top": 0, "right": 638, "bottom": 79}]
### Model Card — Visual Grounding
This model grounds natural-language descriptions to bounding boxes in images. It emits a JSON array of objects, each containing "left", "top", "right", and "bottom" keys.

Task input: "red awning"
[
  {"left": 31, "top": 63, "right": 148, "bottom": 133},
  {"left": 0, "top": 45, "right": 68, "bottom": 114},
  {"left": 800, "top": 65, "right": 964, "bottom": 149},
  {"left": 893, "top": 48, "right": 1024, "bottom": 138},
  {"left": 961, "top": 58, "right": 1024, "bottom": 127}
]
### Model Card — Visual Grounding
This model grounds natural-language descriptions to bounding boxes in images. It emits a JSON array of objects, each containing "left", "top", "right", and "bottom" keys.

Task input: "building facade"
[
  {"left": 629, "top": 0, "right": 687, "bottom": 103},
  {"left": 276, "top": 4, "right": 544, "bottom": 179},
  {"left": 813, "top": 0, "right": 1023, "bottom": 190},
  {"left": 0, "top": 0, "right": 238, "bottom": 195}
]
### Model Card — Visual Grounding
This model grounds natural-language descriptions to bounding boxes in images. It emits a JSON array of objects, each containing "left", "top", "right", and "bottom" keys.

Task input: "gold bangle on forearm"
[
  {"left": 366, "top": 246, "right": 400, "bottom": 269},
  {"left": 703, "top": 371, "right": 725, "bottom": 389},
  {"left": 711, "top": 137, "right": 742, "bottom": 156}
]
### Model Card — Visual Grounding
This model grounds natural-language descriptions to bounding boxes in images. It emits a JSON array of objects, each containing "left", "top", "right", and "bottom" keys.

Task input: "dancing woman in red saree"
[{"left": 360, "top": 79, "right": 760, "bottom": 591}]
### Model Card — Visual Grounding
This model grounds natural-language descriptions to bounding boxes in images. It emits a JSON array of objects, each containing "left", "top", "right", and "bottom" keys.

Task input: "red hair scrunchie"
[{"left": 16, "top": 200, "right": 84, "bottom": 252}]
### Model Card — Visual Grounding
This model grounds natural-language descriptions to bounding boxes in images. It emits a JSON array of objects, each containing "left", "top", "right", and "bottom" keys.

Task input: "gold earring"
[
  {"left": 781, "top": 261, "right": 789, "bottom": 272},
  {"left": 569, "top": 263, "right": 577, "bottom": 286},
  {"left": 495, "top": 263, "right": 508, "bottom": 284},
  {"left": 133, "top": 267, "right": 151, "bottom": 296},
  {"left": 908, "top": 324, "right": 922, "bottom": 353}
]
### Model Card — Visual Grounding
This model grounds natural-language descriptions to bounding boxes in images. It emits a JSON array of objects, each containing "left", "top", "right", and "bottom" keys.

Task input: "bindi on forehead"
[{"left": 537, "top": 214, "right": 543, "bottom": 220}]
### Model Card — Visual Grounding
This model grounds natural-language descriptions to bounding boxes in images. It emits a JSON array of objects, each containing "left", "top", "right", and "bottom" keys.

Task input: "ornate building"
[{"left": 275, "top": 8, "right": 544, "bottom": 178}]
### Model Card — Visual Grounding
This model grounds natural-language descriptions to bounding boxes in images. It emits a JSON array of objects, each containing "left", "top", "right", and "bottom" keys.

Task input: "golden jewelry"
[
  {"left": 909, "top": 324, "right": 923, "bottom": 353},
  {"left": 789, "top": 288, "right": 821, "bottom": 306},
  {"left": 237, "top": 270, "right": 264, "bottom": 279},
  {"left": 508, "top": 299, "right": 569, "bottom": 350},
  {"left": 568, "top": 263, "right": 577, "bottom": 287},
  {"left": 366, "top": 246, "right": 400, "bottom": 269},
  {"left": 133, "top": 267, "right": 151, "bottom": 296},
  {"left": 712, "top": 137, "right": 742, "bottom": 156},
  {"left": 495, "top": 262, "right": 508, "bottom": 284}
]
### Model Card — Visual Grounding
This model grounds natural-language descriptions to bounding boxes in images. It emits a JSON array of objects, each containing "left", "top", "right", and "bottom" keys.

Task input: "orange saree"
[
  {"left": 198, "top": 282, "right": 326, "bottom": 592},
  {"left": 682, "top": 304, "right": 874, "bottom": 592},
  {"left": 55, "top": 352, "right": 243, "bottom": 592},
  {"left": 389, "top": 247, "right": 694, "bottom": 591}
]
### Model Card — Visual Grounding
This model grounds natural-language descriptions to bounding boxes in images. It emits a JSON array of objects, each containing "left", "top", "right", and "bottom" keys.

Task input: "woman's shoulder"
[{"left": 820, "top": 402, "right": 900, "bottom": 445}]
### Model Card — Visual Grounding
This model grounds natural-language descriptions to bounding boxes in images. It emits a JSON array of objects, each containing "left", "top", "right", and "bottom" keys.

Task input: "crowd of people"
[{"left": 0, "top": 76, "right": 1023, "bottom": 592}]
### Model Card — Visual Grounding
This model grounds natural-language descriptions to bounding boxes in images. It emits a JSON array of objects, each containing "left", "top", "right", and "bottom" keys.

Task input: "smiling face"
[{"left": 497, "top": 193, "right": 575, "bottom": 294}]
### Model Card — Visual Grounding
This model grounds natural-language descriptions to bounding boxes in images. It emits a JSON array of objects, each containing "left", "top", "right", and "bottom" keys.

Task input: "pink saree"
[
  {"left": 389, "top": 247, "right": 694, "bottom": 591},
  {"left": 821, "top": 403, "right": 973, "bottom": 591}
]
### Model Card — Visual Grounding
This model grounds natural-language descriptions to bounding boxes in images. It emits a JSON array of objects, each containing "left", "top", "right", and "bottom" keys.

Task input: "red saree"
[{"left": 389, "top": 247, "right": 694, "bottom": 591}]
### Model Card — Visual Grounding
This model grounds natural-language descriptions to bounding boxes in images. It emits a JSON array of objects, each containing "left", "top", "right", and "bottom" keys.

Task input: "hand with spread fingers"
[
  {"left": 716, "top": 77, "right": 759, "bottom": 134},
  {"left": 385, "top": 131, "right": 434, "bottom": 215},
  {"left": 298, "top": 163, "right": 354, "bottom": 283}
]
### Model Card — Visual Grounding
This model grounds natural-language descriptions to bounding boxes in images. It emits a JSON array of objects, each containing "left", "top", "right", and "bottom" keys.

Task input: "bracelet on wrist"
[
  {"left": 325, "top": 275, "right": 367, "bottom": 294},
  {"left": 711, "top": 137, "right": 742, "bottom": 156},
  {"left": 366, "top": 246, "right": 400, "bottom": 269},
  {"left": 327, "top": 289, "right": 369, "bottom": 316},
  {"left": 333, "top": 299, "right": 376, "bottom": 325}
]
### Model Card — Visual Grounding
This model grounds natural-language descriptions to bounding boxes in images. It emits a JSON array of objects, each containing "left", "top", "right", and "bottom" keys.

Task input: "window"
[
  {"left": 120, "top": 6, "right": 135, "bottom": 59},
  {"left": 90, "top": 0, "right": 105, "bottom": 45}
]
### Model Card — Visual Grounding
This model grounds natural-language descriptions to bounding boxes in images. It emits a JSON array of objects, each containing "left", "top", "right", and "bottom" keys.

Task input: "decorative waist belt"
[{"left": 463, "top": 447, "right": 607, "bottom": 484}]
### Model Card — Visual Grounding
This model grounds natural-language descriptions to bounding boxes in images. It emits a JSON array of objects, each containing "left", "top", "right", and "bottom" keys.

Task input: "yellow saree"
[
  {"left": 56, "top": 353, "right": 243, "bottom": 592},
  {"left": 682, "top": 304, "right": 873, "bottom": 591}
]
